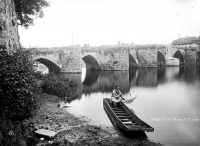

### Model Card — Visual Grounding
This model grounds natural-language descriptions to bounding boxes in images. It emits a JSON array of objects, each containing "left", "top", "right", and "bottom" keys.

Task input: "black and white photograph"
[{"left": 0, "top": 0, "right": 200, "bottom": 145}]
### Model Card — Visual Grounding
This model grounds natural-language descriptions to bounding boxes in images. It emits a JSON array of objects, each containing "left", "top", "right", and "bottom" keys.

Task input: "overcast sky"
[{"left": 18, "top": 0, "right": 200, "bottom": 47}]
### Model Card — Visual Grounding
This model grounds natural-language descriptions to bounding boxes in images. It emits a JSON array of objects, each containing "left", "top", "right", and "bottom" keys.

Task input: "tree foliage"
[{"left": 14, "top": 0, "right": 50, "bottom": 28}]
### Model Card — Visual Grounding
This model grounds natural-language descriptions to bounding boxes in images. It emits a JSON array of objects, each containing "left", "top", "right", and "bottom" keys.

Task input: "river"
[{"left": 38, "top": 66, "right": 200, "bottom": 146}]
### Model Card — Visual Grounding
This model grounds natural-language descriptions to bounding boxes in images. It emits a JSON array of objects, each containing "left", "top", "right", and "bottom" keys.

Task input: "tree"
[{"left": 14, "top": 0, "right": 50, "bottom": 28}]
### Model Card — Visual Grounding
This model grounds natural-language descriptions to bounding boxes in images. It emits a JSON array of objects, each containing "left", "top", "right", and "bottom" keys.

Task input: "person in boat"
[{"left": 111, "top": 85, "right": 125, "bottom": 107}]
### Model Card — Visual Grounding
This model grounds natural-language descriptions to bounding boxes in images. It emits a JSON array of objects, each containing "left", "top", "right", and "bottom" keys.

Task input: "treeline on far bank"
[{"left": 0, "top": 45, "right": 79, "bottom": 146}]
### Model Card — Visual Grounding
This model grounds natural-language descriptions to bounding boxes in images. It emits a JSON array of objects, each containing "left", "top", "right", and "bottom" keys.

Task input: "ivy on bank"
[{"left": 0, "top": 46, "right": 37, "bottom": 121}]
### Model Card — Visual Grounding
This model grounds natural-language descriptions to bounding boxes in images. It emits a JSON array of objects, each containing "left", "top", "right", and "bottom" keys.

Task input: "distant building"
[{"left": 172, "top": 36, "right": 200, "bottom": 51}]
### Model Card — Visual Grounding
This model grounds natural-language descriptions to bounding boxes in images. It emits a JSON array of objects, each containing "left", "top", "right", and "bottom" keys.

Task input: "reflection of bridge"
[
  {"left": 81, "top": 69, "right": 164, "bottom": 94},
  {"left": 81, "top": 66, "right": 200, "bottom": 94},
  {"left": 32, "top": 44, "right": 199, "bottom": 73},
  {"left": 59, "top": 66, "right": 198, "bottom": 95},
  {"left": 82, "top": 70, "right": 130, "bottom": 94}
]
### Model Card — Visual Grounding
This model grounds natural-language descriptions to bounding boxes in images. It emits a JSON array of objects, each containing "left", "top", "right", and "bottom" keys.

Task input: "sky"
[{"left": 18, "top": 0, "right": 200, "bottom": 48}]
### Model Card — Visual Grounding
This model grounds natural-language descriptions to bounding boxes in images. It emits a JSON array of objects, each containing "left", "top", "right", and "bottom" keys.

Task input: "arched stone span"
[
  {"left": 82, "top": 55, "right": 100, "bottom": 70},
  {"left": 129, "top": 54, "right": 138, "bottom": 68},
  {"left": 157, "top": 51, "right": 166, "bottom": 66},
  {"left": 34, "top": 58, "right": 61, "bottom": 73},
  {"left": 173, "top": 50, "right": 185, "bottom": 64}
]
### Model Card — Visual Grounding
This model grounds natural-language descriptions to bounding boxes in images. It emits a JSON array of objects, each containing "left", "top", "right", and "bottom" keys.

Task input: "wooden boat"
[{"left": 103, "top": 98, "right": 154, "bottom": 132}]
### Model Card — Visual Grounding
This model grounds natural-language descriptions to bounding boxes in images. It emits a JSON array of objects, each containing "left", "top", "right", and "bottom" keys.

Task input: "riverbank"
[{"left": 30, "top": 94, "right": 163, "bottom": 146}]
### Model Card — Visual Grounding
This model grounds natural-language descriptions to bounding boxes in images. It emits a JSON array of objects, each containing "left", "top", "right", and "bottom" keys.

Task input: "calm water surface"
[{"left": 39, "top": 66, "right": 200, "bottom": 145}]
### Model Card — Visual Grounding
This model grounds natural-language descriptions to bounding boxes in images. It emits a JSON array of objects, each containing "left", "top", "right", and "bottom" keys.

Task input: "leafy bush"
[
  {"left": 41, "top": 73, "right": 79, "bottom": 103},
  {"left": 0, "top": 46, "right": 37, "bottom": 121},
  {"left": 0, "top": 118, "right": 35, "bottom": 146}
]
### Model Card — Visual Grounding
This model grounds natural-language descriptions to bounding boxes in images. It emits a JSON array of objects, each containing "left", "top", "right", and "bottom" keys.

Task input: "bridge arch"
[
  {"left": 129, "top": 53, "right": 138, "bottom": 68},
  {"left": 34, "top": 57, "right": 61, "bottom": 73},
  {"left": 157, "top": 51, "right": 166, "bottom": 66},
  {"left": 173, "top": 50, "right": 185, "bottom": 64},
  {"left": 82, "top": 55, "right": 100, "bottom": 70}
]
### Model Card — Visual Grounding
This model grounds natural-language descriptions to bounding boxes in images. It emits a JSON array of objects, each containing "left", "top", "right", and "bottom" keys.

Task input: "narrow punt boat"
[{"left": 103, "top": 98, "right": 154, "bottom": 132}]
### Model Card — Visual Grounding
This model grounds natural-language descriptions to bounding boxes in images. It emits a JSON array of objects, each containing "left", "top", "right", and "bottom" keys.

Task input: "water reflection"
[
  {"left": 82, "top": 70, "right": 129, "bottom": 94},
  {"left": 135, "top": 68, "right": 158, "bottom": 87},
  {"left": 81, "top": 67, "right": 200, "bottom": 94},
  {"left": 157, "top": 67, "right": 166, "bottom": 84},
  {"left": 66, "top": 66, "right": 200, "bottom": 146},
  {"left": 83, "top": 70, "right": 99, "bottom": 86}
]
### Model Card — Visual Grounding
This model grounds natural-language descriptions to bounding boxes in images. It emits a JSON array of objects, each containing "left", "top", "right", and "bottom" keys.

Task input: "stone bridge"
[{"left": 32, "top": 44, "right": 200, "bottom": 73}]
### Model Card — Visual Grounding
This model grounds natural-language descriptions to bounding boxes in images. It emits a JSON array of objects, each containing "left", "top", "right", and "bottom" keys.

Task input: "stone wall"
[
  {"left": 82, "top": 46, "right": 129, "bottom": 70},
  {"left": 170, "top": 47, "right": 178, "bottom": 57},
  {"left": 100, "top": 48, "right": 129, "bottom": 70},
  {"left": 166, "top": 57, "right": 179, "bottom": 66},
  {"left": 129, "top": 45, "right": 158, "bottom": 67},
  {"left": 157, "top": 45, "right": 170, "bottom": 58},
  {"left": 137, "top": 48, "right": 157, "bottom": 67},
  {"left": 60, "top": 47, "right": 81, "bottom": 73},
  {"left": 0, "top": 0, "right": 20, "bottom": 51}
]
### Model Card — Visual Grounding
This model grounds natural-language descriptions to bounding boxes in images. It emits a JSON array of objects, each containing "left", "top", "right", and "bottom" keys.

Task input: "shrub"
[
  {"left": 0, "top": 46, "right": 37, "bottom": 121},
  {"left": 41, "top": 73, "right": 79, "bottom": 103},
  {"left": 0, "top": 118, "right": 33, "bottom": 146}
]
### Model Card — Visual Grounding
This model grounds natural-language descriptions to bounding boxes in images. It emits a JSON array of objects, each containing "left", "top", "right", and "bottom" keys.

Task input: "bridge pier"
[
  {"left": 60, "top": 47, "right": 82, "bottom": 73},
  {"left": 82, "top": 46, "right": 129, "bottom": 71}
]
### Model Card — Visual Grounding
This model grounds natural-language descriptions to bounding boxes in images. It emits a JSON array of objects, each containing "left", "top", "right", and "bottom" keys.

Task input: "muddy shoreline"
[{"left": 30, "top": 94, "right": 163, "bottom": 146}]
